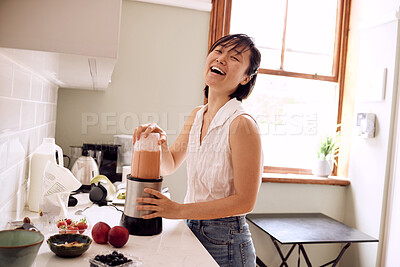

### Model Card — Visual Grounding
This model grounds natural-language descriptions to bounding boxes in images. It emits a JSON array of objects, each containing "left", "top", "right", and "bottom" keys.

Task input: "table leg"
[
  {"left": 298, "top": 244, "right": 312, "bottom": 267},
  {"left": 280, "top": 244, "right": 296, "bottom": 267},
  {"left": 269, "top": 236, "right": 296, "bottom": 267},
  {"left": 278, "top": 244, "right": 296, "bottom": 267},
  {"left": 320, "top": 242, "right": 351, "bottom": 267},
  {"left": 298, "top": 245, "right": 300, "bottom": 267}
]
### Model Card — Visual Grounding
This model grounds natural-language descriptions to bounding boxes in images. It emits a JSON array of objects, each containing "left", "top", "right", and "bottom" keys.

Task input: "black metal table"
[{"left": 246, "top": 213, "right": 378, "bottom": 267}]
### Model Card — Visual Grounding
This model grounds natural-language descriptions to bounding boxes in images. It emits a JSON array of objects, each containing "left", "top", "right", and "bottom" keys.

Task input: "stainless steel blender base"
[
  {"left": 121, "top": 176, "right": 163, "bottom": 235},
  {"left": 120, "top": 214, "right": 162, "bottom": 236}
]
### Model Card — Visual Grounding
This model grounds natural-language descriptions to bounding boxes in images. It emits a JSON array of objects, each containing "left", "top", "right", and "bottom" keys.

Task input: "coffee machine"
[
  {"left": 82, "top": 143, "right": 121, "bottom": 182},
  {"left": 121, "top": 133, "right": 163, "bottom": 236}
]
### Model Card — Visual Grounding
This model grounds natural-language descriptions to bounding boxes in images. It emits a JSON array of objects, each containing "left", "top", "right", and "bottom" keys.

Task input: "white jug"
[{"left": 28, "top": 138, "right": 63, "bottom": 212}]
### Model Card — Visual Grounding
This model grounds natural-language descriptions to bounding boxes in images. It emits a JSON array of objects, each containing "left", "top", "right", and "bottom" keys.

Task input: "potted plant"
[{"left": 312, "top": 132, "right": 340, "bottom": 177}]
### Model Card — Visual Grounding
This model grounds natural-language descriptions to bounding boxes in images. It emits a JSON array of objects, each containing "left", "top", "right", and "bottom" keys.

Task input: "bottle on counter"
[{"left": 28, "top": 138, "right": 64, "bottom": 212}]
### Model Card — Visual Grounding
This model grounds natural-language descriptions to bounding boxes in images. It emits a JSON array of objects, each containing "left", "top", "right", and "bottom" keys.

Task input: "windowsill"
[{"left": 262, "top": 173, "right": 350, "bottom": 186}]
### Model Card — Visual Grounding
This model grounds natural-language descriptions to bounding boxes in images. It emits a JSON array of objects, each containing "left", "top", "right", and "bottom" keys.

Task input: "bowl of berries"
[
  {"left": 55, "top": 216, "right": 89, "bottom": 234},
  {"left": 88, "top": 250, "right": 142, "bottom": 267}
]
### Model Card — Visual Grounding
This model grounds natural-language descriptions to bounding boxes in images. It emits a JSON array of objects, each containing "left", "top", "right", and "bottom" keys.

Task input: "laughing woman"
[{"left": 134, "top": 34, "right": 262, "bottom": 267}]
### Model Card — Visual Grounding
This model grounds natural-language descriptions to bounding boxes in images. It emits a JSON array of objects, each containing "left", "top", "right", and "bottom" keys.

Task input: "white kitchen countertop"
[{"left": 22, "top": 193, "right": 218, "bottom": 267}]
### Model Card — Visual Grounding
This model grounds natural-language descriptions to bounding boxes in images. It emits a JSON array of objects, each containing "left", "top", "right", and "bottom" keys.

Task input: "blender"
[{"left": 120, "top": 133, "right": 163, "bottom": 236}]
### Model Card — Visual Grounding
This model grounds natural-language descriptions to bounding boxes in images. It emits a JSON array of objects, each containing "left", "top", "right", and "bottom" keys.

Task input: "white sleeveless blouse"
[{"left": 184, "top": 98, "right": 261, "bottom": 204}]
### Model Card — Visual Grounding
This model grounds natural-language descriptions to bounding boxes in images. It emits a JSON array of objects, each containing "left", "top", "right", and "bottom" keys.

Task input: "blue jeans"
[{"left": 186, "top": 216, "right": 256, "bottom": 267}]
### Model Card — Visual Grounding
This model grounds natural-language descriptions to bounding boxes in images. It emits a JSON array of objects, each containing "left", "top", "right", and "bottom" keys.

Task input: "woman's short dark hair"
[{"left": 204, "top": 34, "right": 261, "bottom": 101}]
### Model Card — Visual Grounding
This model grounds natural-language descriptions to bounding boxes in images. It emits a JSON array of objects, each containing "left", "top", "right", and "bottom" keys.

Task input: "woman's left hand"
[{"left": 136, "top": 188, "right": 183, "bottom": 219}]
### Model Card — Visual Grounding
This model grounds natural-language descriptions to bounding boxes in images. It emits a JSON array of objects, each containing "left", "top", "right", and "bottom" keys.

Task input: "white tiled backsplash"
[{"left": 0, "top": 52, "right": 58, "bottom": 228}]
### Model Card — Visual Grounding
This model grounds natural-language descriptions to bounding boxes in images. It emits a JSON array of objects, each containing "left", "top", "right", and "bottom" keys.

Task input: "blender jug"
[{"left": 121, "top": 133, "right": 163, "bottom": 236}]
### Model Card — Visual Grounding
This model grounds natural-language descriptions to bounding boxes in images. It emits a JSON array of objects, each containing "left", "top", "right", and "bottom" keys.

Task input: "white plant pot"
[{"left": 312, "top": 159, "right": 332, "bottom": 177}]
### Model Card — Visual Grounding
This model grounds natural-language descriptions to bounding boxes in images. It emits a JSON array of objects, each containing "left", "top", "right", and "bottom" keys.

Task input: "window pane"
[
  {"left": 243, "top": 75, "right": 338, "bottom": 169},
  {"left": 230, "top": 0, "right": 339, "bottom": 75},
  {"left": 230, "top": 0, "right": 286, "bottom": 70},
  {"left": 284, "top": 51, "right": 334, "bottom": 76},
  {"left": 284, "top": 0, "right": 338, "bottom": 75}
]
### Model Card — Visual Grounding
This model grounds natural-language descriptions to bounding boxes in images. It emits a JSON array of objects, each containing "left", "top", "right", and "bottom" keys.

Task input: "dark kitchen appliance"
[{"left": 82, "top": 144, "right": 121, "bottom": 183}]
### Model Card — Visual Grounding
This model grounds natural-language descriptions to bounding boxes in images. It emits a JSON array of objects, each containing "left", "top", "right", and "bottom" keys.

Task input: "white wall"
[
  {"left": 55, "top": 0, "right": 210, "bottom": 202},
  {"left": 0, "top": 51, "right": 58, "bottom": 228},
  {"left": 340, "top": 0, "right": 400, "bottom": 266},
  {"left": 381, "top": 82, "right": 400, "bottom": 265}
]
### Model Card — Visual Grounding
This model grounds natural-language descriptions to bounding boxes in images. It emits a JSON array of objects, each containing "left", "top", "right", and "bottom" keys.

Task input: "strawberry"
[
  {"left": 76, "top": 218, "right": 88, "bottom": 234},
  {"left": 66, "top": 225, "right": 79, "bottom": 234},
  {"left": 58, "top": 225, "right": 67, "bottom": 234},
  {"left": 65, "top": 219, "right": 73, "bottom": 225},
  {"left": 56, "top": 220, "right": 67, "bottom": 228}
]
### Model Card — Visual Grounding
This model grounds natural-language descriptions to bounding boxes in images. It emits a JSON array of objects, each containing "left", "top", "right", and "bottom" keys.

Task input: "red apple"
[
  {"left": 91, "top": 222, "right": 111, "bottom": 244},
  {"left": 108, "top": 226, "right": 129, "bottom": 248}
]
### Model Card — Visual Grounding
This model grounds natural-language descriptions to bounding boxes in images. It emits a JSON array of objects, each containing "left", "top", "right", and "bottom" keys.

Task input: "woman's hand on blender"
[
  {"left": 136, "top": 188, "right": 183, "bottom": 219},
  {"left": 133, "top": 123, "right": 167, "bottom": 145}
]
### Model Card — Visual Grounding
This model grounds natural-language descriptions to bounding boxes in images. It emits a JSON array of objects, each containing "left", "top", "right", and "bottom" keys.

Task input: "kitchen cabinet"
[{"left": 0, "top": 0, "right": 121, "bottom": 90}]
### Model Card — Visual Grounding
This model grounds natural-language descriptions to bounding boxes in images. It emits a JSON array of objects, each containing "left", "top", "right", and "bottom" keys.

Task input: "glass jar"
[{"left": 130, "top": 133, "right": 161, "bottom": 179}]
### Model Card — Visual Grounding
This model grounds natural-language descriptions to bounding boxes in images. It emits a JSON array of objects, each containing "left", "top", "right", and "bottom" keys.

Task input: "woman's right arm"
[{"left": 133, "top": 106, "right": 202, "bottom": 176}]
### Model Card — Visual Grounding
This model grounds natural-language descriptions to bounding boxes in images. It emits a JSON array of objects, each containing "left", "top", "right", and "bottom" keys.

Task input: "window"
[{"left": 209, "top": 0, "right": 350, "bottom": 175}]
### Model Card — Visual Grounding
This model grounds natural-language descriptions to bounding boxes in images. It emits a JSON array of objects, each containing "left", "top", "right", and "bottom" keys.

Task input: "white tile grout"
[
  {"left": 0, "top": 94, "right": 58, "bottom": 105},
  {"left": 0, "top": 52, "right": 58, "bottom": 87},
  {"left": 0, "top": 121, "right": 55, "bottom": 139},
  {"left": 0, "top": 180, "right": 29, "bottom": 215},
  {"left": 29, "top": 72, "right": 33, "bottom": 101},
  {"left": 10, "top": 62, "right": 14, "bottom": 98},
  {"left": 18, "top": 94, "right": 22, "bottom": 130}
]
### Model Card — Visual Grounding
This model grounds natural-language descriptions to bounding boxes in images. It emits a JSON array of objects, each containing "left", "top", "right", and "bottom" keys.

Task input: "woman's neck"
[{"left": 206, "top": 90, "right": 232, "bottom": 119}]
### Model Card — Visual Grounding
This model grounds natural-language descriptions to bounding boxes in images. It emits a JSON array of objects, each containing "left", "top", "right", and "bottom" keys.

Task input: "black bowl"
[{"left": 47, "top": 234, "right": 92, "bottom": 258}]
